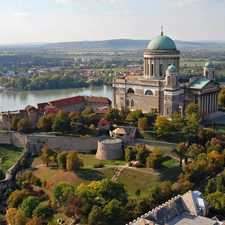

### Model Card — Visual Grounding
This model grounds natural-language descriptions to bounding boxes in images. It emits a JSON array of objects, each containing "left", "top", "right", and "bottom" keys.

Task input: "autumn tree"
[
  {"left": 40, "top": 145, "right": 54, "bottom": 167},
  {"left": 126, "top": 109, "right": 144, "bottom": 126},
  {"left": 32, "top": 205, "right": 53, "bottom": 220},
  {"left": 17, "top": 118, "right": 32, "bottom": 132},
  {"left": 171, "top": 112, "right": 185, "bottom": 132},
  {"left": 138, "top": 117, "right": 148, "bottom": 131},
  {"left": 66, "top": 150, "right": 83, "bottom": 172},
  {"left": 26, "top": 216, "right": 43, "bottom": 225},
  {"left": 37, "top": 113, "right": 54, "bottom": 132},
  {"left": 119, "top": 107, "right": 130, "bottom": 121},
  {"left": 6, "top": 208, "right": 28, "bottom": 225},
  {"left": 135, "top": 144, "right": 149, "bottom": 165},
  {"left": 146, "top": 150, "right": 164, "bottom": 169},
  {"left": 154, "top": 116, "right": 172, "bottom": 137},
  {"left": 7, "top": 189, "right": 30, "bottom": 208}
]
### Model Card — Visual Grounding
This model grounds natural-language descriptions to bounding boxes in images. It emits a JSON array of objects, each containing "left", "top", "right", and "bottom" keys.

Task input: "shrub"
[{"left": 93, "top": 163, "right": 104, "bottom": 168}]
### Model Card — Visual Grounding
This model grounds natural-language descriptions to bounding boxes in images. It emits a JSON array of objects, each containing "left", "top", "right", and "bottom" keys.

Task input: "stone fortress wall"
[{"left": 0, "top": 132, "right": 99, "bottom": 191}]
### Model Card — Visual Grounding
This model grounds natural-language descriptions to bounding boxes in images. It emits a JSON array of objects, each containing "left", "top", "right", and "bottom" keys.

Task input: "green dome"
[
  {"left": 205, "top": 61, "right": 214, "bottom": 68},
  {"left": 147, "top": 35, "right": 177, "bottom": 51},
  {"left": 167, "top": 64, "right": 178, "bottom": 73}
]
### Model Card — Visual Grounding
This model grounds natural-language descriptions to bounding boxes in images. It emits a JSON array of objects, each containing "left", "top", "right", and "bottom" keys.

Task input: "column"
[{"left": 198, "top": 95, "right": 201, "bottom": 114}]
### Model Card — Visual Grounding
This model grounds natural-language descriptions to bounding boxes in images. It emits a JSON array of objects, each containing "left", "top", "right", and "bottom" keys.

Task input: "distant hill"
[{"left": 1, "top": 39, "right": 225, "bottom": 51}]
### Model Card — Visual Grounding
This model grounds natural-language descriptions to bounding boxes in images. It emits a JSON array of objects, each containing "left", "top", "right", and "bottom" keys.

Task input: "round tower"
[
  {"left": 204, "top": 61, "right": 215, "bottom": 81},
  {"left": 165, "top": 64, "right": 179, "bottom": 90},
  {"left": 143, "top": 27, "right": 180, "bottom": 80}
]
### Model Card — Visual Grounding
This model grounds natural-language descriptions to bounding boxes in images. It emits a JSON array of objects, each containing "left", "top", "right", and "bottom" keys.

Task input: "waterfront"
[{"left": 0, "top": 86, "right": 112, "bottom": 112}]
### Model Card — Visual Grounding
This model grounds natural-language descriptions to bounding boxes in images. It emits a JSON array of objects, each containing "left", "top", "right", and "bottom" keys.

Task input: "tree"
[
  {"left": 57, "top": 151, "right": 68, "bottom": 170},
  {"left": 124, "top": 146, "right": 135, "bottom": 162},
  {"left": 148, "top": 186, "right": 162, "bottom": 204},
  {"left": 206, "top": 150, "right": 224, "bottom": 173},
  {"left": 26, "top": 216, "right": 43, "bottom": 225},
  {"left": 187, "top": 143, "right": 206, "bottom": 159},
  {"left": 21, "top": 196, "right": 39, "bottom": 217},
  {"left": 138, "top": 117, "right": 148, "bottom": 131},
  {"left": 185, "top": 103, "right": 199, "bottom": 118},
  {"left": 177, "top": 142, "right": 188, "bottom": 155},
  {"left": 66, "top": 150, "right": 83, "bottom": 172},
  {"left": 119, "top": 107, "right": 130, "bottom": 121},
  {"left": 32, "top": 205, "right": 53, "bottom": 220},
  {"left": 103, "top": 199, "right": 123, "bottom": 223},
  {"left": 40, "top": 145, "right": 54, "bottom": 167},
  {"left": 206, "top": 191, "right": 225, "bottom": 215},
  {"left": 88, "top": 205, "right": 105, "bottom": 225},
  {"left": 10, "top": 116, "right": 19, "bottom": 130},
  {"left": 17, "top": 118, "right": 32, "bottom": 132},
  {"left": 127, "top": 109, "right": 144, "bottom": 126},
  {"left": 154, "top": 116, "right": 172, "bottom": 137},
  {"left": 52, "top": 109, "right": 69, "bottom": 133},
  {"left": 6, "top": 208, "right": 28, "bottom": 225},
  {"left": 65, "top": 196, "right": 82, "bottom": 218},
  {"left": 52, "top": 181, "right": 75, "bottom": 204},
  {"left": 146, "top": 150, "right": 164, "bottom": 169},
  {"left": 171, "top": 112, "right": 185, "bottom": 132},
  {"left": 135, "top": 144, "right": 149, "bottom": 165},
  {"left": 37, "top": 113, "right": 54, "bottom": 132},
  {"left": 7, "top": 189, "right": 30, "bottom": 208},
  {"left": 20, "top": 157, "right": 29, "bottom": 168},
  {"left": 104, "top": 107, "right": 120, "bottom": 124}
]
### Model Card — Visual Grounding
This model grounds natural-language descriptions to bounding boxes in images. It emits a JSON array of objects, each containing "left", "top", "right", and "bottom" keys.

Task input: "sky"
[{"left": 0, "top": 0, "right": 224, "bottom": 44}]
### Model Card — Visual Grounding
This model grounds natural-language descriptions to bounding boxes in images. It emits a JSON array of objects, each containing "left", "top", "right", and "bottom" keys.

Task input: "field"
[
  {"left": 27, "top": 149, "right": 180, "bottom": 197},
  {"left": 0, "top": 144, "right": 24, "bottom": 173}
]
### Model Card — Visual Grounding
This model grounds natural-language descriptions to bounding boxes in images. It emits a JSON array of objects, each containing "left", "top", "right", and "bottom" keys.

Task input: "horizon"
[{"left": 0, "top": 0, "right": 224, "bottom": 45}]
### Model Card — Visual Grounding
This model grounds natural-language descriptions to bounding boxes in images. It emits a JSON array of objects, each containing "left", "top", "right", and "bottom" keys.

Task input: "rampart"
[{"left": 0, "top": 132, "right": 98, "bottom": 191}]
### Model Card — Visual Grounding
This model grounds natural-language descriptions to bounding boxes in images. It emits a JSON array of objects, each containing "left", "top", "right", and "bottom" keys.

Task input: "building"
[
  {"left": 112, "top": 29, "right": 220, "bottom": 118},
  {"left": 128, "top": 190, "right": 225, "bottom": 225}
]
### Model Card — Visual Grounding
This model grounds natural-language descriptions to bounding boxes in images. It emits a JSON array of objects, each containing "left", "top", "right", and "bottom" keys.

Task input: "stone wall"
[{"left": 0, "top": 132, "right": 27, "bottom": 148}]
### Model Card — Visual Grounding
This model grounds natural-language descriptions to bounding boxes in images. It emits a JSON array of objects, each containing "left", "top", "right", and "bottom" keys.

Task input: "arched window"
[
  {"left": 176, "top": 76, "right": 178, "bottom": 85},
  {"left": 213, "top": 71, "right": 215, "bottom": 78},
  {"left": 131, "top": 99, "right": 135, "bottom": 107},
  {"left": 167, "top": 76, "right": 171, "bottom": 86},
  {"left": 127, "top": 88, "right": 134, "bottom": 94},
  {"left": 126, "top": 98, "right": 130, "bottom": 107},
  {"left": 145, "top": 90, "right": 153, "bottom": 95},
  {"left": 205, "top": 71, "right": 209, "bottom": 78}
]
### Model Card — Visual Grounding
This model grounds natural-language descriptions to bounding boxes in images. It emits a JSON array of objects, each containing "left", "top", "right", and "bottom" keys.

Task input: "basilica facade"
[{"left": 112, "top": 30, "right": 220, "bottom": 118}]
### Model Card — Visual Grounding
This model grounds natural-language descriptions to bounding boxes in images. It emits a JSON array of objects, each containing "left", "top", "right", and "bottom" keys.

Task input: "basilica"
[{"left": 112, "top": 30, "right": 220, "bottom": 118}]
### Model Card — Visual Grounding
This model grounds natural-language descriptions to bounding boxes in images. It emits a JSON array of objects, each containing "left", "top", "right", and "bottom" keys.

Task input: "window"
[
  {"left": 159, "top": 64, "right": 163, "bottom": 76},
  {"left": 127, "top": 88, "right": 134, "bottom": 94},
  {"left": 167, "top": 76, "right": 171, "bottom": 86},
  {"left": 131, "top": 99, "right": 135, "bottom": 107},
  {"left": 205, "top": 71, "right": 209, "bottom": 78},
  {"left": 126, "top": 98, "right": 130, "bottom": 106},
  {"left": 151, "top": 64, "right": 154, "bottom": 76},
  {"left": 145, "top": 90, "right": 153, "bottom": 95}
]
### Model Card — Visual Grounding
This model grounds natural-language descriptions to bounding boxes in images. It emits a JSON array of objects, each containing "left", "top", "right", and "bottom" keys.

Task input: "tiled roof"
[
  {"left": 95, "top": 108, "right": 108, "bottom": 114},
  {"left": 35, "top": 102, "right": 50, "bottom": 110},
  {"left": 188, "top": 77, "right": 211, "bottom": 89},
  {"left": 84, "top": 96, "right": 111, "bottom": 104},
  {"left": 49, "top": 96, "right": 85, "bottom": 107},
  {"left": 98, "top": 118, "right": 110, "bottom": 125},
  {"left": 25, "top": 105, "right": 38, "bottom": 111},
  {"left": 43, "top": 105, "right": 59, "bottom": 115}
]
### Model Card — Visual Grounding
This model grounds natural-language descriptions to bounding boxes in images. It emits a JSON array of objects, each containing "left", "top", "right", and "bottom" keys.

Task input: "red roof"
[
  {"left": 49, "top": 96, "right": 85, "bottom": 107},
  {"left": 98, "top": 118, "right": 110, "bottom": 125},
  {"left": 43, "top": 105, "right": 59, "bottom": 115},
  {"left": 84, "top": 96, "right": 111, "bottom": 105},
  {"left": 95, "top": 108, "right": 108, "bottom": 114}
]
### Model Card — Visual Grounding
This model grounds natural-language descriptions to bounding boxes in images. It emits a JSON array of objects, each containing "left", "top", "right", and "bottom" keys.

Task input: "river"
[{"left": 0, "top": 86, "right": 112, "bottom": 112}]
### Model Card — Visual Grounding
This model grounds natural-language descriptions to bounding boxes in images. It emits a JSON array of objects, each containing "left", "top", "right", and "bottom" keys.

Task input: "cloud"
[
  {"left": 55, "top": 0, "right": 71, "bottom": 3},
  {"left": 13, "top": 12, "right": 39, "bottom": 17},
  {"left": 105, "top": 9, "right": 134, "bottom": 15},
  {"left": 168, "top": 0, "right": 204, "bottom": 7},
  {"left": 83, "top": 7, "right": 88, "bottom": 10}
]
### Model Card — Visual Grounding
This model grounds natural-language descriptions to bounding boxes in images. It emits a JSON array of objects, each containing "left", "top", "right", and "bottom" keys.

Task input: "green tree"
[
  {"left": 52, "top": 109, "right": 69, "bottom": 133},
  {"left": 10, "top": 116, "right": 19, "bottom": 130},
  {"left": 104, "top": 107, "right": 120, "bottom": 124},
  {"left": 32, "top": 205, "right": 53, "bottom": 220},
  {"left": 66, "top": 150, "right": 83, "bottom": 172},
  {"left": 20, "top": 157, "right": 29, "bottom": 168},
  {"left": 103, "top": 199, "right": 123, "bottom": 223},
  {"left": 17, "top": 118, "right": 32, "bottom": 132},
  {"left": 148, "top": 186, "right": 162, "bottom": 204},
  {"left": 40, "top": 145, "right": 54, "bottom": 167},
  {"left": 57, "top": 151, "right": 68, "bottom": 170},
  {"left": 187, "top": 143, "right": 206, "bottom": 159},
  {"left": 171, "top": 112, "right": 185, "bottom": 132},
  {"left": 52, "top": 181, "right": 75, "bottom": 204},
  {"left": 88, "top": 205, "right": 105, "bottom": 225},
  {"left": 21, "top": 196, "right": 39, "bottom": 217},
  {"left": 124, "top": 146, "right": 135, "bottom": 162},
  {"left": 135, "top": 144, "right": 149, "bottom": 165}
]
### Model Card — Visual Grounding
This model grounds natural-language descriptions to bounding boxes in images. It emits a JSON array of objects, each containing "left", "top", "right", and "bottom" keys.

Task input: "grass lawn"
[{"left": 0, "top": 144, "right": 24, "bottom": 173}]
